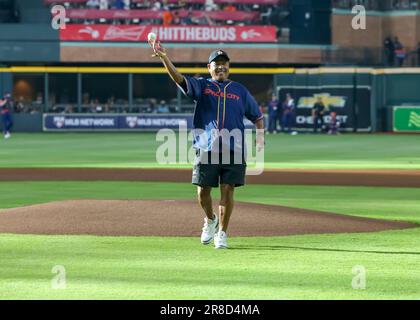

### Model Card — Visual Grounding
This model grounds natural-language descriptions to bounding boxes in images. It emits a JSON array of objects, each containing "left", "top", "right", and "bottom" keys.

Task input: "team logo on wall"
[
  {"left": 104, "top": 26, "right": 146, "bottom": 41},
  {"left": 53, "top": 117, "right": 66, "bottom": 128},
  {"left": 240, "top": 29, "right": 261, "bottom": 40},
  {"left": 297, "top": 93, "right": 347, "bottom": 109},
  {"left": 409, "top": 112, "right": 420, "bottom": 128},
  {"left": 79, "top": 26, "right": 101, "bottom": 39},
  {"left": 126, "top": 116, "right": 138, "bottom": 128}
]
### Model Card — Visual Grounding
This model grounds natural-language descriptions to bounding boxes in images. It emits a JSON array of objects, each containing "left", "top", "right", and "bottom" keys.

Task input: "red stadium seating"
[
  {"left": 61, "top": 9, "right": 259, "bottom": 22},
  {"left": 44, "top": 0, "right": 284, "bottom": 5},
  {"left": 44, "top": 0, "right": 285, "bottom": 26}
]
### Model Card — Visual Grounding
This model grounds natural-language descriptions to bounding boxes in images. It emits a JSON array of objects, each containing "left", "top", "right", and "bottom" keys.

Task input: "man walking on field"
[{"left": 150, "top": 42, "right": 265, "bottom": 249}]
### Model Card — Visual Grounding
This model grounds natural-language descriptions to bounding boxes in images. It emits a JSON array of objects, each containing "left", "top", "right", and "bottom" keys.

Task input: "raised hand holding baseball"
[{"left": 148, "top": 32, "right": 166, "bottom": 58}]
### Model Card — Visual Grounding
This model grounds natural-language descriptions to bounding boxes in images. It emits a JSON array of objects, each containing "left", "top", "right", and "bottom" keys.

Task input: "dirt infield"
[
  {"left": 1, "top": 168, "right": 418, "bottom": 237},
  {"left": 0, "top": 200, "right": 415, "bottom": 237},
  {"left": 1, "top": 168, "right": 420, "bottom": 187}
]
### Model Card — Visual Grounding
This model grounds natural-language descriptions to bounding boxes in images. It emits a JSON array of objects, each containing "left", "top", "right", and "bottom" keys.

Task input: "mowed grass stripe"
[{"left": 1, "top": 133, "right": 420, "bottom": 169}]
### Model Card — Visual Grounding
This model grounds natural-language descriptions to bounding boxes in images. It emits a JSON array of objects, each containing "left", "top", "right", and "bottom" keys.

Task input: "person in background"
[
  {"left": 99, "top": 0, "right": 108, "bottom": 10},
  {"left": 224, "top": 4, "right": 237, "bottom": 11},
  {"left": 112, "top": 0, "right": 125, "bottom": 9},
  {"left": 123, "top": 0, "right": 130, "bottom": 9},
  {"left": 417, "top": 42, "right": 420, "bottom": 67},
  {"left": 383, "top": 36, "right": 395, "bottom": 66},
  {"left": 14, "top": 96, "right": 25, "bottom": 113},
  {"left": 258, "top": 102, "right": 265, "bottom": 117},
  {"left": 267, "top": 93, "right": 280, "bottom": 134},
  {"left": 36, "top": 92, "right": 43, "bottom": 104},
  {"left": 394, "top": 37, "right": 406, "bottom": 67},
  {"left": 281, "top": 93, "right": 295, "bottom": 134},
  {"left": 156, "top": 100, "right": 170, "bottom": 113},
  {"left": 205, "top": 0, "right": 218, "bottom": 11},
  {"left": 328, "top": 112, "right": 340, "bottom": 135},
  {"left": 0, "top": 93, "right": 14, "bottom": 139},
  {"left": 86, "top": 0, "right": 100, "bottom": 9},
  {"left": 172, "top": 11, "right": 181, "bottom": 25},
  {"left": 152, "top": 0, "right": 161, "bottom": 11},
  {"left": 162, "top": 10, "right": 173, "bottom": 25},
  {"left": 312, "top": 97, "right": 326, "bottom": 133}
]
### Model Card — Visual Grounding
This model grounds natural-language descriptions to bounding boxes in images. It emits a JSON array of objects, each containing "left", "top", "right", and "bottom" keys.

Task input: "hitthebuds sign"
[{"left": 60, "top": 25, "right": 277, "bottom": 43}]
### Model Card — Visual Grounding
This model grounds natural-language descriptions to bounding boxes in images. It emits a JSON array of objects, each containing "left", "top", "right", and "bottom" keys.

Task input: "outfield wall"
[
  {"left": 275, "top": 68, "right": 420, "bottom": 132},
  {"left": 2, "top": 67, "right": 420, "bottom": 133}
]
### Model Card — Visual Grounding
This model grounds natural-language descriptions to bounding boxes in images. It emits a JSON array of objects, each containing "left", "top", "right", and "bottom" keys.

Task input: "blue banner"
[
  {"left": 43, "top": 114, "right": 259, "bottom": 131},
  {"left": 43, "top": 114, "right": 194, "bottom": 131}
]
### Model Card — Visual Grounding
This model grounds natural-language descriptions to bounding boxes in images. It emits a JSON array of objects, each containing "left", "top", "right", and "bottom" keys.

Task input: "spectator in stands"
[
  {"left": 83, "top": 92, "right": 90, "bottom": 105},
  {"left": 112, "top": 0, "right": 125, "bottom": 10},
  {"left": 178, "top": 0, "right": 187, "bottom": 9},
  {"left": 261, "top": 6, "right": 273, "bottom": 25},
  {"left": 123, "top": 0, "right": 130, "bottom": 10},
  {"left": 384, "top": 36, "right": 395, "bottom": 66},
  {"left": 148, "top": 98, "right": 157, "bottom": 113},
  {"left": 190, "top": 12, "right": 213, "bottom": 26},
  {"left": 156, "top": 100, "right": 169, "bottom": 113},
  {"left": 35, "top": 92, "right": 43, "bottom": 104},
  {"left": 181, "top": 7, "right": 194, "bottom": 24},
  {"left": 162, "top": 0, "right": 170, "bottom": 11},
  {"left": 394, "top": 37, "right": 407, "bottom": 67},
  {"left": 88, "top": 99, "right": 96, "bottom": 113},
  {"left": 152, "top": 1, "right": 161, "bottom": 11},
  {"left": 51, "top": 0, "right": 276, "bottom": 26},
  {"left": 99, "top": 0, "right": 108, "bottom": 10},
  {"left": 224, "top": 4, "right": 237, "bottom": 12},
  {"left": 64, "top": 105, "right": 74, "bottom": 114},
  {"left": 162, "top": 10, "right": 173, "bottom": 25},
  {"left": 417, "top": 42, "right": 420, "bottom": 67},
  {"left": 173, "top": 11, "right": 181, "bottom": 25},
  {"left": 14, "top": 96, "right": 25, "bottom": 113},
  {"left": 205, "top": 0, "right": 218, "bottom": 12},
  {"left": 86, "top": 0, "right": 100, "bottom": 9}
]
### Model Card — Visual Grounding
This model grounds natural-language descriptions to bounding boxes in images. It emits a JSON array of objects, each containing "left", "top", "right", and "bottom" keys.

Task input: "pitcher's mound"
[{"left": 0, "top": 200, "right": 415, "bottom": 237}]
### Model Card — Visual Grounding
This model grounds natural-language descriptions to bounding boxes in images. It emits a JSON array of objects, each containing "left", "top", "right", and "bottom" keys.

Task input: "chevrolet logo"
[{"left": 297, "top": 93, "right": 347, "bottom": 109}]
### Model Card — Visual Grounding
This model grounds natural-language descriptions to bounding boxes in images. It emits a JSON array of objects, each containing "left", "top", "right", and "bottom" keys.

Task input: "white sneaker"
[
  {"left": 201, "top": 215, "right": 218, "bottom": 245},
  {"left": 4, "top": 132, "right": 10, "bottom": 139},
  {"left": 214, "top": 230, "right": 228, "bottom": 249}
]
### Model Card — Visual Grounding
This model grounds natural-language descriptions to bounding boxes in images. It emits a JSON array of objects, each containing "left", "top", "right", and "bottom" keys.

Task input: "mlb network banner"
[
  {"left": 60, "top": 25, "right": 277, "bottom": 43},
  {"left": 43, "top": 114, "right": 257, "bottom": 131},
  {"left": 278, "top": 87, "right": 372, "bottom": 131}
]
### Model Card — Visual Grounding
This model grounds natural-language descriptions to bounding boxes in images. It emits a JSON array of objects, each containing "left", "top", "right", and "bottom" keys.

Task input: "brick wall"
[
  {"left": 332, "top": 12, "right": 420, "bottom": 50},
  {"left": 60, "top": 46, "right": 324, "bottom": 64}
]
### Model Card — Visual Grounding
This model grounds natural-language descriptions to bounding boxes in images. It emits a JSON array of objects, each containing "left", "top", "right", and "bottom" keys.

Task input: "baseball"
[{"left": 147, "top": 32, "right": 157, "bottom": 42}]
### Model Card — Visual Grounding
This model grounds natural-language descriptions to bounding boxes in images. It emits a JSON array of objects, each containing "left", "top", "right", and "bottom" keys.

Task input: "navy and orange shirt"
[
  {"left": 179, "top": 76, "right": 263, "bottom": 152},
  {"left": 0, "top": 97, "right": 13, "bottom": 114}
]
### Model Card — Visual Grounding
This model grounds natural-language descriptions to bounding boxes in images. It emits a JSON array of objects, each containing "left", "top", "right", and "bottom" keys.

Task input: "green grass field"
[
  {"left": 1, "top": 133, "right": 420, "bottom": 169},
  {"left": 0, "top": 133, "right": 419, "bottom": 300},
  {"left": 0, "top": 182, "right": 419, "bottom": 300}
]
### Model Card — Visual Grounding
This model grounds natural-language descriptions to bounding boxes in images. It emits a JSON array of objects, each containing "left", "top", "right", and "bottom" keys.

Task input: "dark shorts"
[{"left": 192, "top": 150, "right": 246, "bottom": 188}]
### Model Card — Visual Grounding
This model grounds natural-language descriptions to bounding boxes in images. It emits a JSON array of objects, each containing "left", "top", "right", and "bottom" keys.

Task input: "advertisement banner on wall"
[
  {"left": 277, "top": 86, "right": 372, "bottom": 131},
  {"left": 393, "top": 106, "right": 420, "bottom": 132},
  {"left": 43, "top": 114, "right": 258, "bottom": 131},
  {"left": 60, "top": 25, "right": 278, "bottom": 43},
  {"left": 43, "top": 114, "right": 192, "bottom": 131}
]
